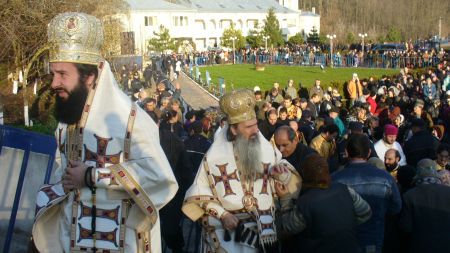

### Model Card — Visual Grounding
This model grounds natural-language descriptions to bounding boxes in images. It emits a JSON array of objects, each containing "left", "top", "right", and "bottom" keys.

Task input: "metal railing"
[
  {"left": 1, "top": 125, "right": 56, "bottom": 253},
  {"left": 191, "top": 53, "right": 442, "bottom": 69},
  {"left": 185, "top": 64, "right": 225, "bottom": 98}
]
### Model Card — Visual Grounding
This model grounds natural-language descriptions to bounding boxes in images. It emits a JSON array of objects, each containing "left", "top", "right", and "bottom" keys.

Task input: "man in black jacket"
[
  {"left": 184, "top": 121, "right": 212, "bottom": 186},
  {"left": 298, "top": 109, "right": 316, "bottom": 145},
  {"left": 258, "top": 108, "right": 278, "bottom": 141},
  {"left": 399, "top": 159, "right": 450, "bottom": 253},
  {"left": 403, "top": 118, "right": 440, "bottom": 166},
  {"left": 274, "top": 125, "right": 316, "bottom": 176}
]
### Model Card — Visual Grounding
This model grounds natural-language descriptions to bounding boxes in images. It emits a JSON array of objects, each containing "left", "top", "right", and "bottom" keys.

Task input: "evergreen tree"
[
  {"left": 288, "top": 32, "right": 304, "bottom": 46},
  {"left": 263, "top": 8, "right": 284, "bottom": 47},
  {"left": 148, "top": 25, "right": 178, "bottom": 53},
  {"left": 221, "top": 24, "right": 245, "bottom": 49},
  {"left": 246, "top": 21, "right": 264, "bottom": 48},
  {"left": 307, "top": 26, "right": 320, "bottom": 45}
]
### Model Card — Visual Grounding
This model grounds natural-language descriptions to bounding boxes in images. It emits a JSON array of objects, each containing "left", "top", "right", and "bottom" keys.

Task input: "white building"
[{"left": 120, "top": 0, "right": 320, "bottom": 53}]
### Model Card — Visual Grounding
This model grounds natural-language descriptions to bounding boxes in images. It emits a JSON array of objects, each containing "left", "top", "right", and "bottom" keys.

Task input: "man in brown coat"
[{"left": 347, "top": 73, "right": 363, "bottom": 106}]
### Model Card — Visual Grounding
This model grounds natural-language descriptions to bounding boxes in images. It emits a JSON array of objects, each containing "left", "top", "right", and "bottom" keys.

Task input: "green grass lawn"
[{"left": 199, "top": 64, "right": 399, "bottom": 92}]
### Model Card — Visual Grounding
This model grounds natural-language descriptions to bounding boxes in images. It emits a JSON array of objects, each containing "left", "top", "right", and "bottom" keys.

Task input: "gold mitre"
[
  {"left": 219, "top": 89, "right": 256, "bottom": 124},
  {"left": 47, "top": 12, "right": 104, "bottom": 65}
]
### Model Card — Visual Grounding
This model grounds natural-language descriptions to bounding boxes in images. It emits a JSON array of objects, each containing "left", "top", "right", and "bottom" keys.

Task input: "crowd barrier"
[
  {"left": 0, "top": 125, "right": 56, "bottom": 253},
  {"left": 191, "top": 53, "right": 441, "bottom": 69}
]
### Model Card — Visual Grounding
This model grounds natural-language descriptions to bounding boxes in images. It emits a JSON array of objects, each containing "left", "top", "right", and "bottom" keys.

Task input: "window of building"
[
  {"left": 247, "top": 19, "right": 258, "bottom": 28},
  {"left": 288, "top": 19, "right": 296, "bottom": 27},
  {"left": 144, "top": 16, "right": 157, "bottom": 26},
  {"left": 220, "top": 19, "right": 231, "bottom": 29},
  {"left": 173, "top": 16, "right": 189, "bottom": 26}
]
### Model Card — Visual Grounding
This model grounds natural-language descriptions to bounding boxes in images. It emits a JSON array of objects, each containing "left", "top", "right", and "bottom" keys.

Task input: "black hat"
[{"left": 348, "top": 121, "right": 364, "bottom": 131}]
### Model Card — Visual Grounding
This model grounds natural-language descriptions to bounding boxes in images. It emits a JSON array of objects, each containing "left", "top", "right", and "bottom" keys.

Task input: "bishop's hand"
[
  {"left": 220, "top": 211, "right": 239, "bottom": 231},
  {"left": 62, "top": 160, "right": 90, "bottom": 192}
]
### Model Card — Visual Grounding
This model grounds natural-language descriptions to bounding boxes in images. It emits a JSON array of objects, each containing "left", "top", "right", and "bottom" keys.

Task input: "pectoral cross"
[{"left": 213, "top": 163, "right": 239, "bottom": 197}]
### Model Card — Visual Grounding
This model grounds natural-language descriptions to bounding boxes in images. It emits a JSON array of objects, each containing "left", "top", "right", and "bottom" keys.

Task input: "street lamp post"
[
  {"left": 326, "top": 34, "right": 336, "bottom": 68},
  {"left": 230, "top": 36, "right": 237, "bottom": 64},
  {"left": 358, "top": 33, "right": 368, "bottom": 53},
  {"left": 263, "top": 35, "right": 269, "bottom": 50}
]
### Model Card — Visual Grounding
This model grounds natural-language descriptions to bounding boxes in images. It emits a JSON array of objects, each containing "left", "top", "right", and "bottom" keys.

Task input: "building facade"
[{"left": 119, "top": 0, "right": 320, "bottom": 54}]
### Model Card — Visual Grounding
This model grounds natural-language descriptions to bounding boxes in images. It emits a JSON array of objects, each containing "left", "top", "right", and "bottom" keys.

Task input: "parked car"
[{"left": 371, "top": 44, "right": 406, "bottom": 54}]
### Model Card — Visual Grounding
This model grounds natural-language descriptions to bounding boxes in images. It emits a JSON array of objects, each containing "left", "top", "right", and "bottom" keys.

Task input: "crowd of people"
[
  {"left": 121, "top": 51, "right": 450, "bottom": 253},
  {"left": 242, "top": 61, "right": 450, "bottom": 253},
  {"left": 30, "top": 11, "right": 450, "bottom": 253},
  {"left": 182, "top": 39, "right": 445, "bottom": 69}
]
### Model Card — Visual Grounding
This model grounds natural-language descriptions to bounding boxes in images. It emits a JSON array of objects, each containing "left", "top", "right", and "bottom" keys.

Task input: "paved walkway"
[{"left": 177, "top": 72, "right": 219, "bottom": 110}]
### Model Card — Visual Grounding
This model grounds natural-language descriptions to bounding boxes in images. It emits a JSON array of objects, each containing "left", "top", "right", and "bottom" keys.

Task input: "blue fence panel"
[
  {"left": 218, "top": 77, "right": 225, "bottom": 96},
  {"left": 189, "top": 63, "right": 193, "bottom": 77},
  {"left": 1, "top": 125, "right": 56, "bottom": 253},
  {"left": 195, "top": 66, "right": 200, "bottom": 81},
  {"left": 205, "top": 70, "right": 211, "bottom": 89}
]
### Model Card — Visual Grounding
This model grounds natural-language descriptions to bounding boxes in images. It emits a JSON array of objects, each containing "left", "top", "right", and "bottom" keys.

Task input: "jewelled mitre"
[
  {"left": 219, "top": 89, "right": 256, "bottom": 124},
  {"left": 47, "top": 12, "right": 104, "bottom": 65}
]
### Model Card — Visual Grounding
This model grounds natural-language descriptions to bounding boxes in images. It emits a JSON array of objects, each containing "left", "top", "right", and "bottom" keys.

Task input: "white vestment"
[
  {"left": 374, "top": 140, "right": 406, "bottom": 166},
  {"left": 182, "top": 128, "right": 300, "bottom": 253},
  {"left": 32, "top": 62, "right": 178, "bottom": 253}
]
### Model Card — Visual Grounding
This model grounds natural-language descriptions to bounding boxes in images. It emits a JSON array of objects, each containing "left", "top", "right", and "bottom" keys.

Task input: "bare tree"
[
  {"left": 0, "top": 0, "right": 128, "bottom": 125},
  {"left": 300, "top": 0, "right": 449, "bottom": 43}
]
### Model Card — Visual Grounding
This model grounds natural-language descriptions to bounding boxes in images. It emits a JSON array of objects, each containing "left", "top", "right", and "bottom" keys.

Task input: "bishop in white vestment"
[
  {"left": 32, "top": 12, "right": 178, "bottom": 253},
  {"left": 182, "top": 89, "right": 301, "bottom": 253}
]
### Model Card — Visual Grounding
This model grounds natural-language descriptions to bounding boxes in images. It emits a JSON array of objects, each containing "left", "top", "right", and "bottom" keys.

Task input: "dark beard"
[
  {"left": 385, "top": 163, "right": 398, "bottom": 172},
  {"left": 53, "top": 81, "right": 89, "bottom": 124}
]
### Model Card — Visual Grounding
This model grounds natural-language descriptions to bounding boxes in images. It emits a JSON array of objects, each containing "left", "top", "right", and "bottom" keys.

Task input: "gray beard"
[{"left": 234, "top": 134, "right": 262, "bottom": 181}]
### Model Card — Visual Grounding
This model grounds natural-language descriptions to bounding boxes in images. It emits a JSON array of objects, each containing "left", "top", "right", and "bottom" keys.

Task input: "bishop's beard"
[
  {"left": 53, "top": 81, "right": 89, "bottom": 125},
  {"left": 234, "top": 133, "right": 262, "bottom": 181}
]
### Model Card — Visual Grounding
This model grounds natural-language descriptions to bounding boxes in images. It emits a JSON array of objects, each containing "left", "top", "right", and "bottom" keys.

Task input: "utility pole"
[
  {"left": 326, "top": 34, "right": 336, "bottom": 68},
  {"left": 263, "top": 35, "right": 269, "bottom": 51},
  {"left": 230, "top": 36, "right": 237, "bottom": 64},
  {"left": 439, "top": 16, "right": 442, "bottom": 50}
]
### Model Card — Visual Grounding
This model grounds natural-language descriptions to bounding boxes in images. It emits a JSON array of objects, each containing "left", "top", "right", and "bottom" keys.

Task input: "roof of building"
[
  {"left": 300, "top": 11, "right": 320, "bottom": 17},
  {"left": 179, "top": 0, "right": 297, "bottom": 13},
  {"left": 127, "top": 0, "right": 298, "bottom": 13},
  {"left": 127, "top": 0, "right": 192, "bottom": 11}
]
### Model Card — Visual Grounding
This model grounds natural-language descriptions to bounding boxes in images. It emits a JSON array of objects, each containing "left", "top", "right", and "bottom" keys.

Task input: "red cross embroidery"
[
  {"left": 84, "top": 134, "right": 122, "bottom": 168},
  {"left": 84, "top": 134, "right": 122, "bottom": 185},
  {"left": 213, "top": 163, "right": 239, "bottom": 197}
]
